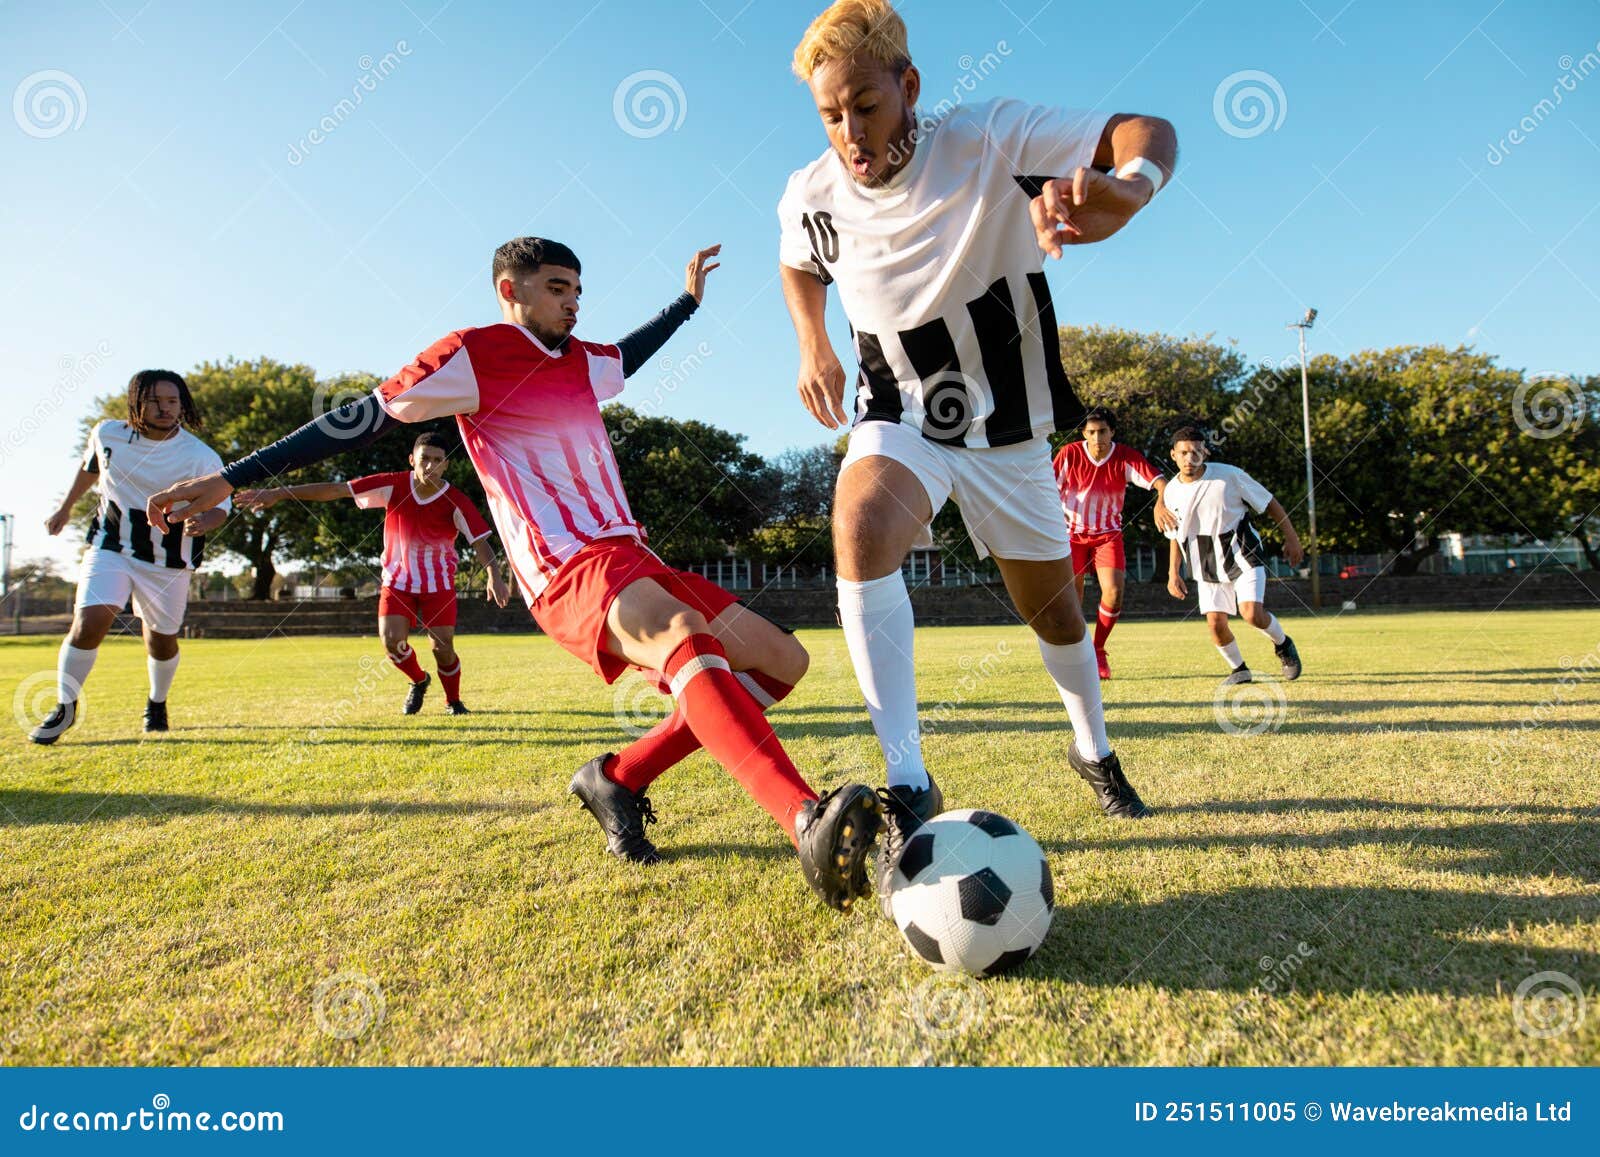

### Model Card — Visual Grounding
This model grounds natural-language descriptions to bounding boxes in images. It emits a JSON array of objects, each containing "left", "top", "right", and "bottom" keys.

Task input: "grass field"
[{"left": 2, "top": 609, "right": 1596, "bottom": 1066}]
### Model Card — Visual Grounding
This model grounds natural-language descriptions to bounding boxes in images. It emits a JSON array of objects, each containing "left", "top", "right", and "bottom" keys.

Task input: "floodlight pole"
[{"left": 1288, "top": 311, "right": 1320, "bottom": 609}]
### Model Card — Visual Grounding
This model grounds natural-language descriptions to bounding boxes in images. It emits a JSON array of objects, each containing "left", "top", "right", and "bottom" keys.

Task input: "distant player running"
[
  {"left": 236, "top": 431, "right": 510, "bottom": 715},
  {"left": 30, "top": 370, "right": 230, "bottom": 744},
  {"left": 147, "top": 237, "right": 885, "bottom": 912},
  {"left": 1163, "top": 427, "right": 1304, "bottom": 684},
  {"left": 1052, "top": 407, "right": 1175, "bottom": 679}
]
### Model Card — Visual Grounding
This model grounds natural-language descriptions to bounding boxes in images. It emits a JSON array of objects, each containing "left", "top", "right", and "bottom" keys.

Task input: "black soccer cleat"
[
  {"left": 28, "top": 700, "right": 78, "bottom": 745},
  {"left": 143, "top": 699, "right": 168, "bottom": 733},
  {"left": 1275, "top": 635, "right": 1302, "bottom": 681},
  {"left": 1222, "top": 664, "right": 1253, "bottom": 686},
  {"left": 402, "top": 672, "right": 431, "bottom": 715},
  {"left": 876, "top": 775, "right": 943, "bottom": 918},
  {"left": 795, "top": 783, "right": 883, "bottom": 912},
  {"left": 568, "top": 754, "right": 662, "bottom": 865},
  {"left": 445, "top": 700, "right": 471, "bottom": 716},
  {"left": 1067, "top": 746, "right": 1151, "bottom": 820}
]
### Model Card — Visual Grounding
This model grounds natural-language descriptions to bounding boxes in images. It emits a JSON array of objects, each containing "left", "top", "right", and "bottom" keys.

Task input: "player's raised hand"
[
  {"left": 486, "top": 566, "right": 510, "bottom": 608},
  {"left": 1031, "top": 167, "right": 1154, "bottom": 258},
  {"left": 685, "top": 244, "right": 722, "bottom": 302},
  {"left": 147, "top": 472, "right": 233, "bottom": 533},
  {"left": 235, "top": 488, "right": 284, "bottom": 512},
  {"left": 797, "top": 343, "right": 849, "bottom": 429},
  {"left": 1167, "top": 572, "right": 1187, "bottom": 601}
]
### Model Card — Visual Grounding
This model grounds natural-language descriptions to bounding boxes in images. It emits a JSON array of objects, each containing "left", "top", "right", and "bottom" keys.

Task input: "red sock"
[
  {"left": 659, "top": 635, "right": 814, "bottom": 841},
  {"left": 389, "top": 643, "right": 426, "bottom": 683},
  {"left": 1094, "top": 604, "right": 1120, "bottom": 651},
  {"left": 437, "top": 658, "right": 462, "bottom": 702},
  {"left": 607, "top": 670, "right": 795, "bottom": 793}
]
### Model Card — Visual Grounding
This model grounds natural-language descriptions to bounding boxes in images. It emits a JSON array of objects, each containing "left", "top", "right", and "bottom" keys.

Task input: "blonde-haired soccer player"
[{"left": 780, "top": 0, "right": 1178, "bottom": 906}]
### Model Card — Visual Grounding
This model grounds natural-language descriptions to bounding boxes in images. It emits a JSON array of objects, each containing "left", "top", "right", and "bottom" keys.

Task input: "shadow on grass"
[{"left": 0, "top": 791, "right": 548, "bottom": 825}]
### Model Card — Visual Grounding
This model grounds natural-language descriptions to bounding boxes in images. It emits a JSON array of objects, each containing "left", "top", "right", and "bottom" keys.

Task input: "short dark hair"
[
  {"left": 491, "top": 237, "right": 581, "bottom": 286},
  {"left": 127, "top": 369, "right": 202, "bottom": 434},
  {"left": 412, "top": 431, "right": 451, "bottom": 455},
  {"left": 1170, "top": 425, "right": 1208, "bottom": 448},
  {"left": 1081, "top": 406, "right": 1117, "bottom": 431}
]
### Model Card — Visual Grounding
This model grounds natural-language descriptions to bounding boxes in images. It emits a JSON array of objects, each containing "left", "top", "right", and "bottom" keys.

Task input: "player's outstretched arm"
[
  {"left": 1031, "top": 114, "right": 1177, "bottom": 258},
  {"left": 1263, "top": 498, "right": 1305, "bottom": 567},
  {"left": 781, "top": 264, "right": 848, "bottom": 429},
  {"left": 1166, "top": 539, "right": 1188, "bottom": 600},
  {"left": 236, "top": 482, "right": 352, "bottom": 511},
  {"left": 613, "top": 245, "right": 720, "bottom": 378},
  {"left": 147, "top": 394, "right": 398, "bottom": 531},
  {"left": 45, "top": 466, "right": 98, "bottom": 536}
]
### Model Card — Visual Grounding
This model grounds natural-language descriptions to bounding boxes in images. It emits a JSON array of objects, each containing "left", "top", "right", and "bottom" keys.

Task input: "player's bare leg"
[
  {"left": 1092, "top": 563, "right": 1125, "bottom": 679},
  {"left": 996, "top": 554, "right": 1148, "bottom": 819},
  {"left": 141, "top": 624, "right": 180, "bottom": 733},
  {"left": 585, "top": 577, "right": 881, "bottom": 909},
  {"left": 380, "top": 614, "right": 430, "bottom": 714},
  {"left": 1239, "top": 600, "right": 1300, "bottom": 680},
  {"left": 30, "top": 603, "right": 118, "bottom": 744}
]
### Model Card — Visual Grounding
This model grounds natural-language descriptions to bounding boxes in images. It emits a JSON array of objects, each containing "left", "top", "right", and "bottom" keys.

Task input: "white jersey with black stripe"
[
  {"left": 80, "top": 420, "right": 230, "bottom": 570},
  {"left": 1163, "top": 463, "right": 1275, "bottom": 583},
  {"left": 779, "top": 99, "right": 1109, "bottom": 449}
]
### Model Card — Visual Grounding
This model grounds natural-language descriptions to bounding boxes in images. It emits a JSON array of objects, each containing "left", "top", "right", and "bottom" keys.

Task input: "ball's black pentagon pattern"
[
  {"left": 1040, "top": 859, "right": 1055, "bottom": 910},
  {"left": 966, "top": 810, "right": 1018, "bottom": 838},
  {"left": 897, "top": 831, "right": 936, "bottom": 883},
  {"left": 983, "top": 947, "right": 1035, "bottom": 977},
  {"left": 902, "top": 921, "right": 943, "bottom": 964},
  {"left": 956, "top": 867, "right": 1010, "bottom": 926}
]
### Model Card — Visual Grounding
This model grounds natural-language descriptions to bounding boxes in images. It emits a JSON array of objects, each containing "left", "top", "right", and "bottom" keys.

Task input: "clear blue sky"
[{"left": 3, "top": 0, "right": 1598, "bottom": 572}]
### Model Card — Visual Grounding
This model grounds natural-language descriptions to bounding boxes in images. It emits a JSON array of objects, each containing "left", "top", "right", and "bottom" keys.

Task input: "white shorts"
[
  {"left": 1197, "top": 566, "right": 1268, "bottom": 615},
  {"left": 839, "top": 421, "right": 1071, "bottom": 562},
  {"left": 75, "top": 548, "right": 192, "bottom": 636}
]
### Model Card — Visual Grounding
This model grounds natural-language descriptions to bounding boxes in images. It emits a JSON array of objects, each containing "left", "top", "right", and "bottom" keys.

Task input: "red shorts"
[
  {"left": 377, "top": 586, "right": 458, "bottom": 628},
  {"left": 1070, "top": 532, "right": 1126, "bottom": 577},
  {"left": 531, "top": 537, "right": 740, "bottom": 683}
]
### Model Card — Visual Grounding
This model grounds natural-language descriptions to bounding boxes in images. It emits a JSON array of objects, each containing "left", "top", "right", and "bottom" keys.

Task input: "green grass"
[{"left": 2, "top": 609, "right": 1596, "bottom": 1066}]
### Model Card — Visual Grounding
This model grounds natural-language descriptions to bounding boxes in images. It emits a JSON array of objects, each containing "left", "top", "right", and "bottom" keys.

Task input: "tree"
[{"left": 743, "top": 442, "right": 841, "bottom": 566}]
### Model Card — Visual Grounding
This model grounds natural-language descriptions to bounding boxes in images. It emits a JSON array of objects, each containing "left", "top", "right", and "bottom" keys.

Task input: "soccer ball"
[{"left": 887, "top": 809, "right": 1054, "bottom": 977}]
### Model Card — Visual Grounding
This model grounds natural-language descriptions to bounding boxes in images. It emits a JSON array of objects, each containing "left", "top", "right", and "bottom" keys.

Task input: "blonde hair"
[{"left": 792, "top": 0, "right": 911, "bottom": 81}]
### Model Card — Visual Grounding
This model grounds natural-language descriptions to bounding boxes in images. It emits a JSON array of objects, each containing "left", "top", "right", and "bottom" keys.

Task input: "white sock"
[
  {"left": 147, "top": 655, "right": 180, "bottom": 703},
  {"left": 58, "top": 642, "right": 98, "bottom": 703},
  {"left": 1258, "top": 614, "right": 1287, "bottom": 645},
  {"left": 837, "top": 572, "right": 929, "bottom": 789},
  {"left": 1037, "top": 636, "right": 1112, "bottom": 762},
  {"left": 1217, "top": 640, "right": 1244, "bottom": 669}
]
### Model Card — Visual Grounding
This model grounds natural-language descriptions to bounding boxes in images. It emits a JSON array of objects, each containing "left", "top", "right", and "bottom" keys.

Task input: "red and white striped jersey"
[
  {"left": 374, "top": 324, "right": 641, "bottom": 603},
  {"left": 1052, "top": 441, "right": 1162, "bottom": 537},
  {"left": 348, "top": 471, "right": 493, "bottom": 594}
]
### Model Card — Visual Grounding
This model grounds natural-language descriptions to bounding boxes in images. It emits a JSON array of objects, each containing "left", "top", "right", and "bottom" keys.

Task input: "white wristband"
[{"left": 1115, "top": 157, "right": 1165, "bottom": 199}]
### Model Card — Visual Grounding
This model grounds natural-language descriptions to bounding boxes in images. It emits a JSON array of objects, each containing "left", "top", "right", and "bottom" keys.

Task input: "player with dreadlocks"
[{"left": 30, "top": 370, "right": 231, "bottom": 743}]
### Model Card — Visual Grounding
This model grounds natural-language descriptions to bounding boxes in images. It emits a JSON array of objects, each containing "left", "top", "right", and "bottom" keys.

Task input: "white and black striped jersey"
[
  {"left": 779, "top": 99, "right": 1109, "bottom": 449},
  {"left": 80, "top": 420, "right": 230, "bottom": 570},
  {"left": 1164, "top": 463, "right": 1275, "bottom": 582}
]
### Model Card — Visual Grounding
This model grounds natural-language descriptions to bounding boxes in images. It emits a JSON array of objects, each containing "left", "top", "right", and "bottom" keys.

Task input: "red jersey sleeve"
[
  {"left": 375, "top": 329, "right": 481, "bottom": 422},
  {"left": 1122, "top": 446, "right": 1163, "bottom": 491},
  {"left": 448, "top": 489, "right": 494, "bottom": 543},
  {"left": 348, "top": 471, "right": 405, "bottom": 510},
  {"left": 579, "top": 339, "right": 627, "bottom": 402}
]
